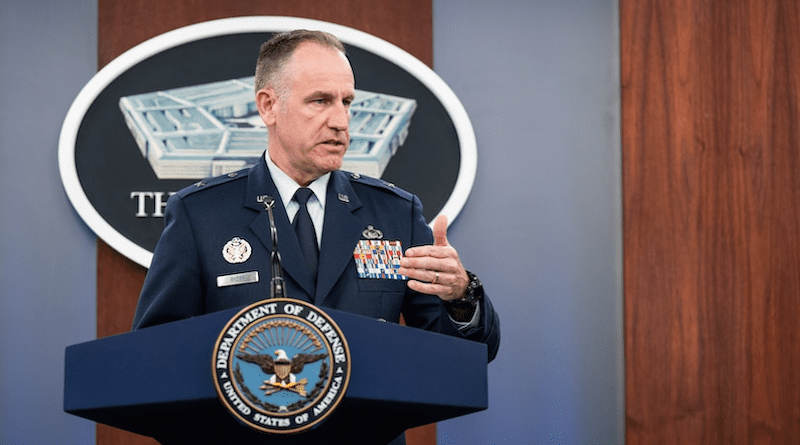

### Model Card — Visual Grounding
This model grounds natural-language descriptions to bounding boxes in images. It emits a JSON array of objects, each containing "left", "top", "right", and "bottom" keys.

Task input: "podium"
[{"left": 64, "top": 305, "right": 488, "bottom": 444}]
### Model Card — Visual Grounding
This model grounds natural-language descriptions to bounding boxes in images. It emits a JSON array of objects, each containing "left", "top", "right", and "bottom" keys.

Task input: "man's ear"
[{"left": 256, "top": 88, "right": 278, "bottom": 126}]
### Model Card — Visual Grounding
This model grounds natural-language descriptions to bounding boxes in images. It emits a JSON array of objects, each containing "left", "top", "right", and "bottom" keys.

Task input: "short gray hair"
[{"left": 254, "top": 29, "right": 346, "bottom": 96}]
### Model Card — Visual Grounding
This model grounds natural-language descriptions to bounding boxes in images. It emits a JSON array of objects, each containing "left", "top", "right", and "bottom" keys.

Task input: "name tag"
[{"left": 217, "top": 271, "right": 259, "bottom": 287}]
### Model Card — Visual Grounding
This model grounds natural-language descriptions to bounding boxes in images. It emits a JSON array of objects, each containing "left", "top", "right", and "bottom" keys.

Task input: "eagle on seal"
[{"left": 237, "top": 349, "right": 326, "bottom": 385}]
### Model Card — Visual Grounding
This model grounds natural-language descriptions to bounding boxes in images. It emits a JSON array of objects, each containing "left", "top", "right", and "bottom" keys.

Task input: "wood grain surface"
[{"left": 621, "top": 0, "right": 800, "bottom": 443}]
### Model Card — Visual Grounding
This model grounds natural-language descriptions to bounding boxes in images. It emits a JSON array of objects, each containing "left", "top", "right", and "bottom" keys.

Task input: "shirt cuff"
[{"left": 449, "top": 304, "right": 481, "bottom": 330}]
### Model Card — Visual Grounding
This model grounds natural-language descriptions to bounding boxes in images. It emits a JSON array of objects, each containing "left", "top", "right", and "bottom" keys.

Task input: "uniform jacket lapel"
[
  {"left": 244, "top": 158, "right": 317, "bottom": 300},
  {"left": 315, "top": 171, "right": 363, "bottom": 305}
]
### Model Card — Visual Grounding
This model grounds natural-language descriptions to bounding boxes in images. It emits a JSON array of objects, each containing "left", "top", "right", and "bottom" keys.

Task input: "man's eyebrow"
[
  {"left": 306, "top": 91, "right": 355, "bottom": 102},
  {"left": 307, "top": 90, "right": 332, "bottom": 99}
]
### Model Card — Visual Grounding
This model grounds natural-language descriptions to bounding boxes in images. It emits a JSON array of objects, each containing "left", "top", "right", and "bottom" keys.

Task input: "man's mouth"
[{"left": 321, "top": 139, "right": 347, "bottom": 147}]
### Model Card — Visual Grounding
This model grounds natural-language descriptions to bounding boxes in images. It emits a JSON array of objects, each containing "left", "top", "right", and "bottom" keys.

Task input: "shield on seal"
[{"left": 274, "top": 360, "right": 291, "bottom": 381}]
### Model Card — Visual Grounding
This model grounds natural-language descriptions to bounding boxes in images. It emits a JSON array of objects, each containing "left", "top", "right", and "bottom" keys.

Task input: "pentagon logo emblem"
[
  {"left": 58, "top": 17, "right": 477, "bottom": 270},
  {"left": 212, "top": 299, "right": 351, "bottom": 434}
]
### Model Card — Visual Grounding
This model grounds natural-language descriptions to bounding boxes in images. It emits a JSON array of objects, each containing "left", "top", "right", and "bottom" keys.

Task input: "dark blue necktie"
[{"left": 292, "top": 188, "right": 318, "bottom": 284}]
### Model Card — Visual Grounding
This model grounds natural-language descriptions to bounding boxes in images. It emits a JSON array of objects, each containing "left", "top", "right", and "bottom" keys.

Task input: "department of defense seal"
[{"left": 212, "top": 299, "right": 351, "bottom": 434}]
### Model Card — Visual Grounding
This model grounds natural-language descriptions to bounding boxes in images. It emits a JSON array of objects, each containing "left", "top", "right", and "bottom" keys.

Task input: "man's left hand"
[{"left": 399, "top": 215, "right": 469, "bottom": 301}]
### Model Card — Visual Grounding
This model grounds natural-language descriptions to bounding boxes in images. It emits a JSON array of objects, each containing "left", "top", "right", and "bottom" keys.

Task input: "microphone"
[{"left": 257, "top": 195, "right": 286, "bottom": 299}]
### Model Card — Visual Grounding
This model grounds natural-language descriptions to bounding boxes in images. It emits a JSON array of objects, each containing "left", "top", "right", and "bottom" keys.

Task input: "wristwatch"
[{"left": 449, "top": 270, "right": 483, "bottom": 308}]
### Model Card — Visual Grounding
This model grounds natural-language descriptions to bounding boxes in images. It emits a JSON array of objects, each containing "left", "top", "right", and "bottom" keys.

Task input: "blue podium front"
[{"left": 64, "top": 304, "right": 487, "bottom": 444}]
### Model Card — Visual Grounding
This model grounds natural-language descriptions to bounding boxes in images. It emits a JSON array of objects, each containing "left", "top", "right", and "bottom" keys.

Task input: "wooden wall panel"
[
  {"left": 621, "top": 0, "right": 800, "bottom": 444},
  {"left": 97, "top": 0, "right": 432, "bottom": 68},
  {"left": 96, "top": 1, "right": 433, "bottom": 444}
]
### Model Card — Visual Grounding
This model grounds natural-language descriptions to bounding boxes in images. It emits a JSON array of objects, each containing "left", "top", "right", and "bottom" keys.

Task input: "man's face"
[{"left": 257, "top": 42, "right": 356, "bottom": 186}]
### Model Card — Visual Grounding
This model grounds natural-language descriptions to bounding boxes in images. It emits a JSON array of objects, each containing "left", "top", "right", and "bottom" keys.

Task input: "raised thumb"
[{"left": 432, "top": 214, "right": 449, "bottom": 246}]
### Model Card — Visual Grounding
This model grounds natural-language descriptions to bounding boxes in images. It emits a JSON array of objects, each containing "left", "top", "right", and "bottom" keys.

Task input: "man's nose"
[{"left": 328, "top": 103, "right": 350, "bottom": 131}]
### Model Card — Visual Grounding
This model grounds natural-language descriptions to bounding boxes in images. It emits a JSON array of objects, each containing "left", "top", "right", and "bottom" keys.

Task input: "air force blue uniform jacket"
[{"left": 132, "top": 155, "right": 500, "bottom": 362}]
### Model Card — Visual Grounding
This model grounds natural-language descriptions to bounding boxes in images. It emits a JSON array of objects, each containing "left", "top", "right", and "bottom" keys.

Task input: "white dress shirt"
[{"left": 265, "top": 152, "right": 327, "bottom": 248}]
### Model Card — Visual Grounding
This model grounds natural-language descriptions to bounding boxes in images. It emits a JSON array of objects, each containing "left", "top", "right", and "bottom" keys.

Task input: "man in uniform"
[{"left": 132, "top": 29, "right": 500, "bottom": 444}]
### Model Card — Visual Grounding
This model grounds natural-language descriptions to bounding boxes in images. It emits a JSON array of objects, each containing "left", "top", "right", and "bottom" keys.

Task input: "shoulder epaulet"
[
  {"left": 175, "top": 169, "right": 250, "bottom": 198},
  {"left": 344, "top": 171, "right": 414, "bottom": 201}
]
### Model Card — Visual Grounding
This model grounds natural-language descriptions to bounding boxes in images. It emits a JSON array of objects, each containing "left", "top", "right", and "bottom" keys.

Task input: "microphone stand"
[{"left": 257, "top": 195, "right": 286, "bottom": 299}]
